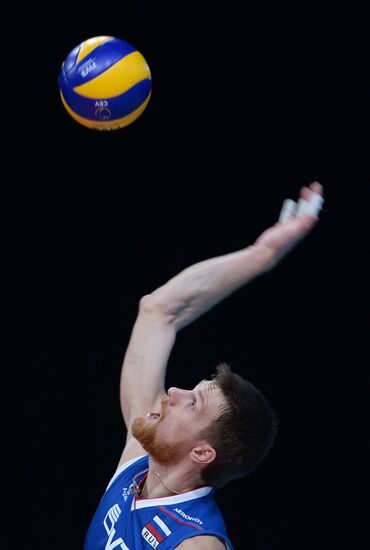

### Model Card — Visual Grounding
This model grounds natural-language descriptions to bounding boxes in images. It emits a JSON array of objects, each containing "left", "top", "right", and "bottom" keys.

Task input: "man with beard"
[{"left": 84, "top": 182, "right": 324, "bottom": 549}]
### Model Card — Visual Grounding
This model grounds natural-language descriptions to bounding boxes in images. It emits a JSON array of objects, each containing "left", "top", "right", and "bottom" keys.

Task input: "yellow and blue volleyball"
[{"left": 58, "top": 36, "right": 152, "bottom": 130}]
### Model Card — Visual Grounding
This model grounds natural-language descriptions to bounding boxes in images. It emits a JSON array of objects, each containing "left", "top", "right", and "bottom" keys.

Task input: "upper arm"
[
  {"left": 118, "top": 295, "right": 176, "bottom": 464},
  {"left": 176, "top": 536, "right": 227, "bottom": 549}
]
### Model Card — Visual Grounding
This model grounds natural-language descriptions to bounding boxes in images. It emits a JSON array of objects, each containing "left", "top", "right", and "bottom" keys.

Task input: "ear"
[{"left": 189, "top": 443, "right": 216, "bottom": 465}]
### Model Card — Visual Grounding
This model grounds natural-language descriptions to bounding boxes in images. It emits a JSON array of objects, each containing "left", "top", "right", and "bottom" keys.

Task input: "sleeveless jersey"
[{"left": 84, "top": 455, "right": 234, "bottom": 549}]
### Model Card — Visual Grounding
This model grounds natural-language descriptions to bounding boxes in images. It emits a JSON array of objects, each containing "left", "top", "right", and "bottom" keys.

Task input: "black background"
[{"left": 5, "top": 2, "right": 369, "bottom": 549}]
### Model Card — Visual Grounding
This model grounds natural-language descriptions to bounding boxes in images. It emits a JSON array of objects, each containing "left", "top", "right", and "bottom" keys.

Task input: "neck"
[{"left": 137, "top": 458, "right": 204, "bottom": 500}]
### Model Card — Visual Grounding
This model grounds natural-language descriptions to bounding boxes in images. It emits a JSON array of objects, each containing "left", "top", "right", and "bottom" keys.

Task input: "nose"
[{"left": 167, "top": 387, "right": 189, "bottom": 405}]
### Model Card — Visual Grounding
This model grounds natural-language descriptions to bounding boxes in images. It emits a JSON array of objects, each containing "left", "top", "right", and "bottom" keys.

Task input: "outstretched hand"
[{"left": 255, "top": 182, "right": 324, "bottom": 266}]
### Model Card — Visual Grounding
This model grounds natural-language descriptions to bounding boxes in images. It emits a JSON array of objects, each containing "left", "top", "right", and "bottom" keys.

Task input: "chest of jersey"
[{"left": 84, "top": 456, "right": 233, "bottom": 550}]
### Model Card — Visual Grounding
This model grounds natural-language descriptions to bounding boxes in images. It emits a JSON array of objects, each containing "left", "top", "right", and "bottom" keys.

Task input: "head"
[
  {"left": 199, "top": 362, "right": 278, "bottom": 488},
  {"left": 132, "top": 362, "right": 278, "bottom": 488},
  {"left": 132, "top": 377, "right": 227, "bottom": 468}
]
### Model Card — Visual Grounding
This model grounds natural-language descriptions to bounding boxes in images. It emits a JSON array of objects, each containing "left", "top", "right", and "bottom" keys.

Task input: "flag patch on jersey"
[{"left": 141, "top": 515, "right": 172, "bottom": 548}]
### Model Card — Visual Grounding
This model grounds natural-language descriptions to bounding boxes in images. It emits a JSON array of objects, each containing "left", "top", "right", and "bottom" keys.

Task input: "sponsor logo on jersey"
[
  {"left": 173, "top": 508, "right": 204, "bottom": 525},
  {"left": 122, "top": 483, "right": 134, "bottom": 501},
  {"left": 141, "top": 515, "right": 172, "bottom": 548},
  {"left": 103, "top": 504, "right": 129, "bottom": 549}
]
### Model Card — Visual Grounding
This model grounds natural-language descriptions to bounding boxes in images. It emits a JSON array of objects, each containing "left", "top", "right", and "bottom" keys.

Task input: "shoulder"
[
  {"left": 176, "top": 535, "right": 227, "bottom": 549},
  {"left": 106, "top": 454, "right": 148, "bottom": 491}
]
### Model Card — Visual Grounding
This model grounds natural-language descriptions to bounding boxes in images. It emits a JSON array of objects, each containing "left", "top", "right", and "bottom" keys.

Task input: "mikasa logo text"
[{"left": 79, "top": 57, "right": 97, "bottom": 77}]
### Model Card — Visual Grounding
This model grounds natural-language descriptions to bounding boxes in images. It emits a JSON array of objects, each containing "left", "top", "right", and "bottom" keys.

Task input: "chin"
[{"left": 132, "top": 418, "right": 184, "bottom": 466}]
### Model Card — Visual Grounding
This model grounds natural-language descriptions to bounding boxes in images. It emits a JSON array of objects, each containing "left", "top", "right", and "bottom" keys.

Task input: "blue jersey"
[{"left": 84, "top": 455, "right": 234, "bottom": 549}]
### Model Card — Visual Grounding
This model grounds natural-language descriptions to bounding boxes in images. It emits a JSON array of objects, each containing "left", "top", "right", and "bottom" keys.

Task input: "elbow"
[{"left": 138, "top": 293, "right": 176, "bottom": 325}]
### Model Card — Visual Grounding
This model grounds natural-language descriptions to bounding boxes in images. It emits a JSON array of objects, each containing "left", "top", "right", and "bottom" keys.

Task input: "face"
[{"left": 132, "top": 380, "right": 226, "bottom": 465}]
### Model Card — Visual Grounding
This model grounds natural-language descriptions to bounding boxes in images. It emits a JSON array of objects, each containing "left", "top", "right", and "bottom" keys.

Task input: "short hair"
[{"left": 198, "top": 363, "right": 278, "bottom": 488}]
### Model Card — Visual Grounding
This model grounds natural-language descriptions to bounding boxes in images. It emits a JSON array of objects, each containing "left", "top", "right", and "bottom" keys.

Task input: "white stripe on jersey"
[{"left": 153, "top": 515, "right": 172, "bottom": 536}]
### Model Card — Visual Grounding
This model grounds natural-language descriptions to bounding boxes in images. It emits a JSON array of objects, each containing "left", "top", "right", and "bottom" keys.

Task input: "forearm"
[{"left": 151, "top": 243, "right": 276, "bottom": 331}]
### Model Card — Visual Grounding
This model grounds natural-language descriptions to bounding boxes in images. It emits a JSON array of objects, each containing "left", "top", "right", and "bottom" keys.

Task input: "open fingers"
[{"left": 279, "top": 182, "right": 324, "bottom": 222}]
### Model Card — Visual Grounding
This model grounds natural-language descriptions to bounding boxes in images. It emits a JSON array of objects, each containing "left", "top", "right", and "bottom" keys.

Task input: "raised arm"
[{"left": 118, "top": 182, "right": 323, "bottom": 465}]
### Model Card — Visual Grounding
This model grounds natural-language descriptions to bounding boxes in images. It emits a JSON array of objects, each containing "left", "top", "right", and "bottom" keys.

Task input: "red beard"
[{"left": 132, "top": 400, "right": 185, "bottom": 465}]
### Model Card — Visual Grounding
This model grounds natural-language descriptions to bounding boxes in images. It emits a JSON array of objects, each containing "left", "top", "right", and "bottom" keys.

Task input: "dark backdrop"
[{"left": 5, "top": 3, "right": 369, "bottom": 549}]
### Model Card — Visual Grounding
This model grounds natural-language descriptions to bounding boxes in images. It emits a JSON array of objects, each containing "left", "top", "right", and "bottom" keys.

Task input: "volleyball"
[{"left": 58, "top": 36, "right": 152, "bottom": 130}]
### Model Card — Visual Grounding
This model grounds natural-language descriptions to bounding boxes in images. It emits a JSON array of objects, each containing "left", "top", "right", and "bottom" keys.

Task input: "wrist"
[{"left": 247, "top": 243, "right": 277, "bottom": 273}]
